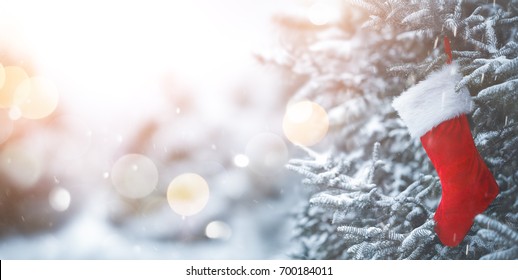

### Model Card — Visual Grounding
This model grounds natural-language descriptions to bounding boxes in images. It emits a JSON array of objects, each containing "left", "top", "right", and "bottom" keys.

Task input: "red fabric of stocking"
[{"left": 420, "top": 114, "right": 499, "bottom": 246}]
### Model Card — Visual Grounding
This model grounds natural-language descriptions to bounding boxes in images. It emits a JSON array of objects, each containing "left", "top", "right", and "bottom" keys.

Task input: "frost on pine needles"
[
  {"left": 288, "top": 144, "right": 440, "bottom": 260},
  {"left": 272, "top": 0, "right": 518, "bottom": 260}
]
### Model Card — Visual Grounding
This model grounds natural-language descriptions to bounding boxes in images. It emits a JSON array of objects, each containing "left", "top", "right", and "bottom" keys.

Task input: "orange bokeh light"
[
  {"left": 167, "top": 173, "right": 210, "bottom": 217},
  {"left": 282, "top": 100, "right": 329, "bottom": 146},
  {"left": 0, "top": 66, "right": 29, "bottom": 109},
  {"left": 13, "top": 76, "right": 59, "bottom": 119}
]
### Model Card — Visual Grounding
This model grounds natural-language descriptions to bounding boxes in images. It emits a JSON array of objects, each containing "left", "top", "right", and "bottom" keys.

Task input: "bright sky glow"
[{"left": 0, "top": 0, "right": 280, "bottom": 129}]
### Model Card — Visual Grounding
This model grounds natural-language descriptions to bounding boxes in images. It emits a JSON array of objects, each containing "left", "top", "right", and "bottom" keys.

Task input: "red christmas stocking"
[{"left": 392, "top": 62, "right": 499, "bottom": 247}]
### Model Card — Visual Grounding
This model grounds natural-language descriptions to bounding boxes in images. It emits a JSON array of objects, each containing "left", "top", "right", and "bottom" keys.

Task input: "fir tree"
[{"left": 266, "top": 0, "right": 518, "bottom": 259}]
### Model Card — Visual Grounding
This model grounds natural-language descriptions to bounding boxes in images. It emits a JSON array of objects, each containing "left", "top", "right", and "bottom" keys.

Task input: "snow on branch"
[
  {"left": 475, "top": 215, "right": 518, "bottom": 245},
  {"left": 474, "top": 215, "right": 518, "bottom": 259},
  {"left": 283, "top": 0, "right": 518, "bottom": 260},
  {"left": 476, "top": 79, "right": 518, "bottom": 103},
  {"left": 289, "top": 143, "right": 441, "bottom": 259}
]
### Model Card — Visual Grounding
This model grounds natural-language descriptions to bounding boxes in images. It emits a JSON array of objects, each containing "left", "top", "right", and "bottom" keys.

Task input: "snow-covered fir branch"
[
  {"left": 288, "top": 144, "right": 446, "bottom": 259},
  {"left": 273, "top": 0, "right": 518, "bottom": 259}
]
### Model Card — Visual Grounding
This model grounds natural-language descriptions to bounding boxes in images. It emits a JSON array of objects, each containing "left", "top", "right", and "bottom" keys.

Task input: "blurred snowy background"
[{"left": 0, "top": 0, "right": 337, "bottom": 259}]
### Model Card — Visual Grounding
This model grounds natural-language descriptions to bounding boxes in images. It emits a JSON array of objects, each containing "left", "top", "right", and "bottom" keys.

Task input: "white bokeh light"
[
  {"left": 233, "top": 154, "right": 250, "bottom": 168},
  {"left": 0, "top": 143, "right": 42, "bottom": 189},
  {"left": 111, "top": 154, "right": 158, "bottom": 199},
  {"left": 286, "top": 99, "right": 313, "bottom": 123},
  {"left": 205, "top": 220, "right": 232, "bottom": 240},
  {"left": 308, "top": 1, "right": 339, "bottom": 26},
  {"left": 49, "top": 187, "right": 71, "bottom": 212},
  {"left": 8, "top": 106, "right": 21, "bottom": 120}
]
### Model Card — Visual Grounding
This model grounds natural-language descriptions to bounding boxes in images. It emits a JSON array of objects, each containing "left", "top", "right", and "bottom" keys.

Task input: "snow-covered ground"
[{"left": 0, "top": 189, "right": 299, "bottom": 259}]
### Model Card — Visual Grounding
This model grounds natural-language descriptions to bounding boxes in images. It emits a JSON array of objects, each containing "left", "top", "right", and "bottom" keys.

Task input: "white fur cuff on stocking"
[{"left": 392, "top": 62, "right": 474, "bottom": 138}]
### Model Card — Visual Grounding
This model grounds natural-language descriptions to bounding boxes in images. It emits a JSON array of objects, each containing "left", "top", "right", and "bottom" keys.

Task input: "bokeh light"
[
  {"left": 167, "top": 173, "right": 210, "bottom": 217},
  {"left": 0, "top": 63, "right": 6, "bottom": 89},
  {"left": 8, "top": 106, "right": 22, "bottom": 120},
  {"left": 246, "top": 132, "right": 288, "bottom": 175},
  {"left": 13, "top": 76, "right": 59, "bottom": 119},
  {"left": 110, "top": 154, "right": 158, "bottom": 199},
  {"left": 0, "top": 66, "right": 29, "bottom": 109},
  {"left": 205, "top": 220, "right": 232, "bottom": 240},
  {"left": 282, "top": 100, "right": 329, "bottom": 146},
  {"left": 48, "top": 187, "right": 71, "bottom": 212},
  {"left": 233, "top": 154, "right": 250, "bottom": 168},
  {"left": 0, "top": 110, "right": 13, "bottom": 144},
  {"left": 308, "top": 1, "right": 339, "bottom": 26},
  {"left": 0, "top": 143, "right": 42, "bottom": 189}
]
